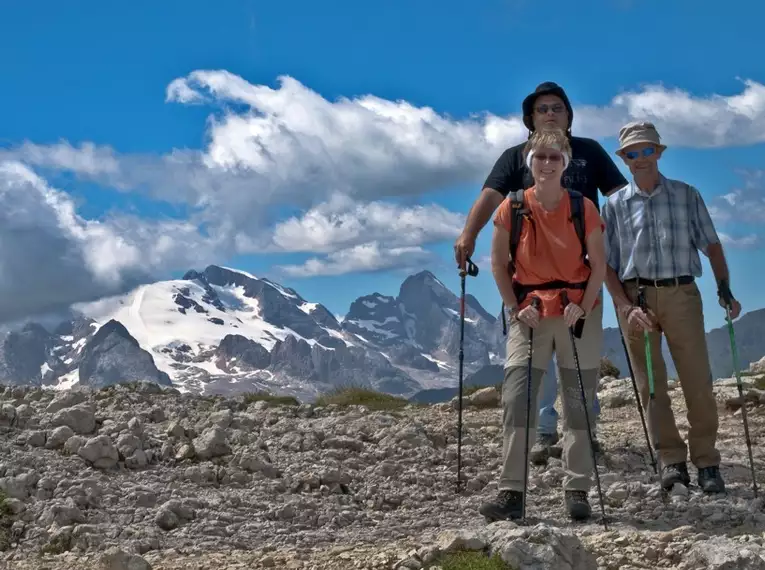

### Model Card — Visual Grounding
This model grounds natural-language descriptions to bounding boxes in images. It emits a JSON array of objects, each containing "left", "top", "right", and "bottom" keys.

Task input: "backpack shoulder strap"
[
  {"left": 508, "top": 189, "right": 527, "bottom": 270},
  {"left": 567, "top": 189, "right": 588, "bottom": 264}
]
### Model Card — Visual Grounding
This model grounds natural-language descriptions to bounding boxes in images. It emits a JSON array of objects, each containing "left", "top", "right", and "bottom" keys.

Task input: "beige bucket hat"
[{"left": 616, "top": 121, "right": 667, "bottom": 155}]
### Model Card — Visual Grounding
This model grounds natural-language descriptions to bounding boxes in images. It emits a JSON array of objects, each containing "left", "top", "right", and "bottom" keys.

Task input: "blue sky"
[{"left": 1, "top": 0, "right": 764, "bottom": 331}]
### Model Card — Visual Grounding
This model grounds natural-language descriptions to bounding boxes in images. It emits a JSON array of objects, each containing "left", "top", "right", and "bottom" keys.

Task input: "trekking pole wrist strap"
[{"left": 717, "top": 279, "right": 734, "bottom": 304}]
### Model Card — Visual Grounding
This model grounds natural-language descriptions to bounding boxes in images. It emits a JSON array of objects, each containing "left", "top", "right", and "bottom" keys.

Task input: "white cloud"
[
  {"left": 266, "top": 194, "right": 464, "bottom": 254},
  {"left": 711, "top": 170, "right": 765, "bottom": 222},
  {"left": 11, "top": 141, "right": 121, "bottom": 176},
  {"left": 705, "top": 169, "right": 765, "bottom": 249},
  {"left": 3, "top": 71, "right": 765, "bottom": 314},
  {"left": 574, "top": 79, "right": 765, "bottom": 147},
  {"left": 719, "top": 233, "right": 760, "bottom": 248},
  {"left": 0, "top": 161, "right": 219, "bottom": 323},
  {"left": 276, "top": 242, "right": 434, "bottom": 277}
]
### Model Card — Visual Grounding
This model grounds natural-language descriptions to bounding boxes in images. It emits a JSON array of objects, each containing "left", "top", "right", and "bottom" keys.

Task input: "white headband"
[{"left": 526, "top": 148, "right": 570, "bottom": 170}]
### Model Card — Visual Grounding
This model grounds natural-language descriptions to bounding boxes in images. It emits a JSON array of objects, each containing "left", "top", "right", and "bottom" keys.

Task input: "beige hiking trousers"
[
  {"left": 618, "top": 280, "right": 721, "bottom": 468},
  {"left": 499, "top": 303, "right": 603, "bottom": 492}
]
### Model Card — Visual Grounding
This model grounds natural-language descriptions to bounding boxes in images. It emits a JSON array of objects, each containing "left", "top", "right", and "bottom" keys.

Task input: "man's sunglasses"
[
  {"left": 535, "top": 103, "right": 565, "bottom": 114},
  {"left": 624, "top": 147, "right": 656, "bottom": 160}
]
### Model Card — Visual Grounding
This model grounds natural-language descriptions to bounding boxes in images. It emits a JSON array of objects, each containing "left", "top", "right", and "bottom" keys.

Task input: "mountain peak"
[
  {"left": 399, "top": 270, "right": 448, "bottom": 297},
  {"left": 209, "top": 265, "right": 259, "bottom": 281}
]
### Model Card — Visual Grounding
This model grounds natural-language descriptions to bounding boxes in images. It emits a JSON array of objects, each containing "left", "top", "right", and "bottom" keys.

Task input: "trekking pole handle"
[
  {"left": 459, "top": 256, "right": 479, "bottom": 278},
  {"left": 636, "top": 285, "right": 647, "bottom": 311},
  {"left": 717, "top": 278, "right": 734, "bottom": 306},
  {"left": 560, "top": 290, "right": 585, "bottom": 338}
]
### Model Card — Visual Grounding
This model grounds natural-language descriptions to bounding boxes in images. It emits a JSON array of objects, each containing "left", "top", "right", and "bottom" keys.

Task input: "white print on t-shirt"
[{"left": 564, "top": 158, "right": 588, "bottom": 190}]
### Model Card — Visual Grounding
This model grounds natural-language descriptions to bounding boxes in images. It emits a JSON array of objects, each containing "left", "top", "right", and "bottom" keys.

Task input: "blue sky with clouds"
[{"left": 1, "top": 0, "right": 764, "bottom": 330}]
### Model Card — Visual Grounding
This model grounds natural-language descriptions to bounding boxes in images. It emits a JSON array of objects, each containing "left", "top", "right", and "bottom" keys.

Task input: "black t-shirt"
[{"left": 482, "top": 135, "right": 628, "bottom": 211}]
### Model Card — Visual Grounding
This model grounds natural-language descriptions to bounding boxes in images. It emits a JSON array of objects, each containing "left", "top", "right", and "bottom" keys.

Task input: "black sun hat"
[{"left": 522, "top": 81, "right": 574, "bottom": 133}]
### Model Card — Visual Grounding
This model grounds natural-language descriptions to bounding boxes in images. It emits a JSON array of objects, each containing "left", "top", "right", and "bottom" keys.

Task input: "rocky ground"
[{"left": 0, "top": 373, "right": 764, "bottom": 570}]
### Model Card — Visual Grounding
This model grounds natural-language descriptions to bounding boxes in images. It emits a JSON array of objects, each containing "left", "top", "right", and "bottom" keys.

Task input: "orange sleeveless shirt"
[{"left": 493, "top": 188, "right": 604, "bottom": 318}]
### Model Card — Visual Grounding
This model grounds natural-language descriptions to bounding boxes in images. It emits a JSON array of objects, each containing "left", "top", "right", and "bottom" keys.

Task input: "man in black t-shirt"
[{"left": 454, "top": 81, "right": 628, "bottom": 460}]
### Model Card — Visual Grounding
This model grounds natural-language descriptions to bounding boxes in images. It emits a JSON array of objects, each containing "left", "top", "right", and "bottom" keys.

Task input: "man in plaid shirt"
[{"left": 602, "top": 121, "right": 742, "bottom": 494}]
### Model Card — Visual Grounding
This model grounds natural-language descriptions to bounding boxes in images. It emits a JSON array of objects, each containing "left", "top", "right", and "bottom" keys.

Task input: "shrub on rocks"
[
  {"left": 314, "top": 385, "right": 409, "bottom": 411},
  {"left": 599, "top": 357, "right": 620, "bottom": 379}
]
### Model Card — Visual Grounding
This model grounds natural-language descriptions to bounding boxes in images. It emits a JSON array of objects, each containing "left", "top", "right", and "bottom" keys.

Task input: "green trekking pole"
[
  {"left": 718, "top": 279, "right": 758, "bottom": 497},
  {"left": 637, "top": 286, "right": 660, "bottom": 467}
]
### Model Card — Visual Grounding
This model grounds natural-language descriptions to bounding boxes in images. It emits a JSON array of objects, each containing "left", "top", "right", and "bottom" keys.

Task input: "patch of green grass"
[
  {"left": 0, "top": 490, "right": 14, "bottom": 552},
  {"left": 314, "top": 384, "right": 410, "bottom": 411},
  {"left": 430, "top": 550, "right": 514, "bottom": 570},
  {"left": 241, "top": 391, "right": 301, "bottom": 407}
]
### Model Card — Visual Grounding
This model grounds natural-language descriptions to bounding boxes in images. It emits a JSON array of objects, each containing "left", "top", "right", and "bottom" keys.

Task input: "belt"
[
  {"left": 512, "top": 279, "right": 588, "bottom": 303},
  {"left": 623, "top": 276, "right": 694, "bottom": 288}
]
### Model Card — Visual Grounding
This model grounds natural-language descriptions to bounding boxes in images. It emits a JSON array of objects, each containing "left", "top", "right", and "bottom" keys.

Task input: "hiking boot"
[
  {"left": 565, "top": 490, "right": 591, "bottom": 521},
  {"left": 530, "top": 432, "right": 560, "bottom": 465},
  {"left": 661, "top": 462, "right": 691, "bottom": 491},
  {"left": 479, "top": 490, "right": 523, "bottom": 522},
  {"left": 698, "top": 466, "right": 726, "bottom": 494}
]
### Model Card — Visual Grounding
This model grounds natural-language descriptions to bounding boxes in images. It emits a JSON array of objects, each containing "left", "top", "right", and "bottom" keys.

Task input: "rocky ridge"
[
  {"left": 2, "top": 265, "right": 765, "bottom": 405},
  {"left": 0, "top": 367, "right": 764, "bottom": 570},
  {"left": 0, "top": 266, "right": 502, "bottom": 401}
]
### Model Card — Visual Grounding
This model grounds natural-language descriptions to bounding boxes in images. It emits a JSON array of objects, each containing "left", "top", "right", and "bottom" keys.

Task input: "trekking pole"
[
  {"left": 613, "top": 300, "right": 657, "bottom": 474},
  {"left": 718, "top": 279, "right": 758, "bottom": 497},
  {"left": 636, "top": 286, "right": 660, "bottom": 468},
  {"left": 561, "top": 291, "right": 608, "bottom": 530},
  {"left": 522, "top": 296, "right": 542, "bottom": 523},
  {"left": 456, "top": 256, "right": 479, "bottom": 494}
]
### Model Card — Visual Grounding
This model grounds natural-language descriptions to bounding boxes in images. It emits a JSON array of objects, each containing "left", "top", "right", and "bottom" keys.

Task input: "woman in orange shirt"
[{"left": 480, "top": 127, "right": 607, "bottom": 523}]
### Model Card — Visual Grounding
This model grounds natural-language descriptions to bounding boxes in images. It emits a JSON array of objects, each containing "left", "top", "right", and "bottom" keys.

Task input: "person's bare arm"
[
  {"left": 454, "top": 188, "right": 505, "bottom": 267},
  {"left": 490, "top": 222, "right": 518, "bottom": 310},
  {"left": 704, "top": 242, "right": 729, "bottom": 286},
  {"left": 605, "top": 265, "right": 632, "bottom": 312},
  {"left": 580, "top": 227, "right": 606, "bottom": 314},
  {"left": 464, "top": 188, "right": 504, "bottom": 237}
]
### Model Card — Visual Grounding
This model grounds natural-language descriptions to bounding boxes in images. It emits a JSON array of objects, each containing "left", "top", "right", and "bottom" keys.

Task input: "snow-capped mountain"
[
  {"left": 341, "top": 270, "right": 503, "bottom": 384},
  {"left": 0, "top": 265, "right": 502, "bottom": 401}
]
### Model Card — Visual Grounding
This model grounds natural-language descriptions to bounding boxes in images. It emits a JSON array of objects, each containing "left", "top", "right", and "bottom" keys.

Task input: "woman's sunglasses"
[{"left": 533, "top": 152, "right": 563, "bottom": 162}]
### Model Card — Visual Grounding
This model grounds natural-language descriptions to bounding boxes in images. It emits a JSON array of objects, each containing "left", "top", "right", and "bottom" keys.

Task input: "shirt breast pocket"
[{"left": 655, "top": 216, "right": 672, "bottom": 243}]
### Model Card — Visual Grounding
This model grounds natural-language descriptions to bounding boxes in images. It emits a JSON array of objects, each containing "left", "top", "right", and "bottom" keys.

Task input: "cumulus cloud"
[
  {"left": 276, "top": 242, "right": 434, "bottom": 278},
  {"left": 0, "top": 161, "right": 219, "bottom": 323},
  {"left": 708, "top": 169, "right": 765, "bottom": 224},
  {"left": 4, "top": 70, "right": 765, "bottom": 315},
  {"left": 266, "top": 194, "right": 464, "bottom": 254},
  {"left": 575, "top": 79, "right": 765, "bottom": 147},
  {"left": 706, "top": 169, "right": 765, "bottom": 249},
  {"left": 719, "top": 233, "right": 760, "bottom": 248}
]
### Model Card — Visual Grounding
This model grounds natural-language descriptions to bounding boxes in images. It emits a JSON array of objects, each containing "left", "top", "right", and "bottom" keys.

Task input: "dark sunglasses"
[
  {"left": 624, "top": 147, "right": 656, "bottom": 160},
  {"left": 535, "top": 103, "right": 565, "bottom": 114},
  {"left": 533, "top": 152, "right": 563, "bottom": 162}
]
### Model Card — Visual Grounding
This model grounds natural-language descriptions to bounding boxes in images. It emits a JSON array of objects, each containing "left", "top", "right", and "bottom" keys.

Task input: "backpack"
[{"left": 501, "top": 188, "right": 589, "bottom": 334}]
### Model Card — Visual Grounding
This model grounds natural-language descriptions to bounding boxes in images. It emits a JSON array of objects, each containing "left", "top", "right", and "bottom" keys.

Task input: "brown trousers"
[
  {"left": 499, "top": 304, "right": 602, "bottom": 492},
  {"left": 618, "top": 280, "right": 721, "bottom": 469}
]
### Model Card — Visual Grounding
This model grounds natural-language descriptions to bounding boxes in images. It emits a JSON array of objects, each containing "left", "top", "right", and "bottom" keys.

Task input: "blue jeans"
[{"left": 538, "top": 353, "right": 601, "bottom": 436}]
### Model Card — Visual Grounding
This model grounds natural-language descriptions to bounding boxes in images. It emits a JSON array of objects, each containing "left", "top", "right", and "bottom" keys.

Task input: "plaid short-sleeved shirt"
[{"left": 601, "top": 174, "right": 720, "bottom": 281}]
